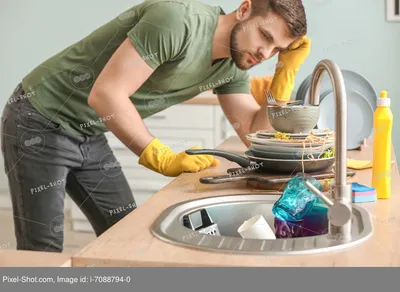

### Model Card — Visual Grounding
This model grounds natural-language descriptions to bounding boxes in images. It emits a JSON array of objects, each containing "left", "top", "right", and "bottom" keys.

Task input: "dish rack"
[{"left": 182, "top": 209, "right": 221, "bottom": 236}]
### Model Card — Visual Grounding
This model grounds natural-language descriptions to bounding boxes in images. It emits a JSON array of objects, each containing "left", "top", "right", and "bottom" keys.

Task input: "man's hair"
[{"left": 251, "top": 0, "right": 307, "bottom": 38}]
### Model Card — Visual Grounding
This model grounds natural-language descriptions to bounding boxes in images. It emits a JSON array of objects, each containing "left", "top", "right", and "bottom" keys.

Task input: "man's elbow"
[
  {"left": 88, "top": 86, "right": 108, "bottom": 109},
  {"left": 88, "top": 89, "right": 99, "bottom": 108}
]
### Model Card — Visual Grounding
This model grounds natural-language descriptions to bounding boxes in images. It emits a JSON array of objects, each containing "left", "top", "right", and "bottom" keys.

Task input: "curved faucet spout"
[
  {"left": 305, "top": 59, "right": 353, "bottom": 240},
  {"left": 309, "top": 60, "right": 347, "bottom": 187}
]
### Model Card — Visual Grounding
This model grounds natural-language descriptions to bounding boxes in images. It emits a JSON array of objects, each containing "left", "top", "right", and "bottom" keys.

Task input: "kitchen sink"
[{"left": 150, "top": 194, "right": 373, "bottom": 255}]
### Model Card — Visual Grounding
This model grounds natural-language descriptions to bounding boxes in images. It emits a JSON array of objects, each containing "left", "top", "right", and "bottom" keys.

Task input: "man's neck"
[{"left": 211, "top": 13, "right": 237, "bottom": 61}]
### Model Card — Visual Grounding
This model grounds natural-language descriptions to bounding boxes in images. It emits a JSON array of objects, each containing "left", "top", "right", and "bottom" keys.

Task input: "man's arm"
[
  {"left": 87, "top": 3, "right": 220, "bottom": 177},
  {"left": 88, "top": 38, "right": 219, "bottom": 176},
  {"left": 217, "top": 93, "right": 281, "bottom": 148},
  {"left": 88, "top": 38, "right": 154, "bottom": 156}
]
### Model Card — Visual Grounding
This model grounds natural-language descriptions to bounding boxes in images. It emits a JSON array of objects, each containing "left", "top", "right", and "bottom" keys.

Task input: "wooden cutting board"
[{"left": 199, "top": 167, "right": 356, "bottom": 192}]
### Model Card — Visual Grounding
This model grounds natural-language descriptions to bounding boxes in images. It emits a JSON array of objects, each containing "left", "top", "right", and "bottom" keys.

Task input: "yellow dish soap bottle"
[{"left": 372, "top": 90, "right": 393, "bottom": 199}]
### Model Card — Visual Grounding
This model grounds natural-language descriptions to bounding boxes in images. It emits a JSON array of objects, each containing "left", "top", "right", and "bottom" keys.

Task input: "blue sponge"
[
  {"left": 351, "top": 182, "right": 376, "bottom": 203},
  {"left": 352, "top": 182, "right": 375, "bottom": 192},
  {"left": 352, "top": 195, "right": 377, "bottom": 203}
]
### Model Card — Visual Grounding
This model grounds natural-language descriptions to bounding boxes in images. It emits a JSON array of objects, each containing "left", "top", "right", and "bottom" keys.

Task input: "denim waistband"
[
  {"left": 7, "top": 82, "right": 32, "bottom": 106},
  {"left": 14, "top": 82, "right": 23, "bottom": 94}
]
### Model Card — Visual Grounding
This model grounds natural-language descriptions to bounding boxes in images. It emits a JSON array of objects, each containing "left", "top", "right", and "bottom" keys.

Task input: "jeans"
[{"left": 1, "top": 83, "right": 136, "bottom": 252}]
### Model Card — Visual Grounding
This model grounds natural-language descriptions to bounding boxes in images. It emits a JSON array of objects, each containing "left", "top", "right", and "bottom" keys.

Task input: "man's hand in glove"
[
  {"left": 139, "top": 138, "right": 220, "bottom": 177},
  {"left": 269, "top": 36, "right": 311, "bottom": 102}
]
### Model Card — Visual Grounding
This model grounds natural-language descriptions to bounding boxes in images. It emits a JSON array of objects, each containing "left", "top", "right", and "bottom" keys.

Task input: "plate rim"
[
  {"left": 255, "top": 129, "right": 334, "bottom": 137},
  {"left": 245, "top": 150, "right": 335, "bottom": 162},
  {"left": 297, "top": 69, "right": 377, "bottom": 108},
  {"left": 317, "top": 90, "right": 374, "bottom": 148},
  {"left": 247, "top": 133, "right": 335, "bottom": 147},
  {"left": 250, "top": 143, "right": 333, "bottom": 154}
]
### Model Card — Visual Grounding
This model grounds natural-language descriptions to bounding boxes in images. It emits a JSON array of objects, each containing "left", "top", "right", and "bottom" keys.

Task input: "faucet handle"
[
  {"left": 327, "top": 183, "right": 353, "bottom": 227},
  {"left": 328, "top": 203, "right": 352, "bottom": 227},
  {"left": 303, "top": 180, "right": 352, "bottom": 227}
]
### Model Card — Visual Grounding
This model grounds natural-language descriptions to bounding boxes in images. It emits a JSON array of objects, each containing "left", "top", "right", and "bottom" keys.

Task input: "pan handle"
[
  {"left": 200, "top": 175, "right": 250, "bottom": 184},
  {"left": 185, "top": 149, "right": 253, "bottom": 168}
]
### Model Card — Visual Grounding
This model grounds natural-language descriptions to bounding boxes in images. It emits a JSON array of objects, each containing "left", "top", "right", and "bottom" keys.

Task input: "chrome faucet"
[{"left": 303, "top": 59, "right": 353, "bottom": 241}]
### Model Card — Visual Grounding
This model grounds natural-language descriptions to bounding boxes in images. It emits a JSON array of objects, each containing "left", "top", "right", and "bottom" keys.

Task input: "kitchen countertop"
[
  {"left": 72, "top": 137, "right": 400, "bottom": 267},
  {"left": 0, "top": 250, "right": 71, "bottom": 267}
]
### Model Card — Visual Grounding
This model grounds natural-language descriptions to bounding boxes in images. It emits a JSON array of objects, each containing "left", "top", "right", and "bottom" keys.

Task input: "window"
[{"left": 387, "top": 0, "right": 400, "bottom": 21}]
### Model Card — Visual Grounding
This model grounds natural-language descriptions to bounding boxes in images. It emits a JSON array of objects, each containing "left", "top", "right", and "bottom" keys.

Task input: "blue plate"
[
  {"left": 297, "top": 75, "right": 330, "bottom": 104},
  {"left": 317, "top": 90, "right": 373, "bottom": 149},
  {"left": 296, "top": 74, "right": 312, "bottom": 102},
  {"left": 296, "top": 69, "right": 377, "bottom": 109},
  {"left": 319, "top": 90, "right": 332, "bottom": 102}
]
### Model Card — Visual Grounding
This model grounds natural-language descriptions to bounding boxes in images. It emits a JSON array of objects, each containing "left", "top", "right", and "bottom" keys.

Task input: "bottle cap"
[{"left": 377, "top": 90, "right": 390, "bottom": 107}]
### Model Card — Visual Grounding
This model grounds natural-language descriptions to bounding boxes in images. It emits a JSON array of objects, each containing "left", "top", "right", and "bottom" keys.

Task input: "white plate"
[
  {"left": 250, "top": 143, "right": 333, "bottom": 154},
  {"left": 247, "top": 133, "right": 334, "bottom": 147},
  {"left": 317, "top": 90, "right": 373, "bottom": 149},
  {"left": 256, "top": 128, "right": 334, "bottom": 138}
]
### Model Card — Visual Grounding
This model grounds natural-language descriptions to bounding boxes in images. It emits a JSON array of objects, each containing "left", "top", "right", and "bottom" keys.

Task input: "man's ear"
[{"left": 236, "top": 0, "right": 252, "bottom": 20}]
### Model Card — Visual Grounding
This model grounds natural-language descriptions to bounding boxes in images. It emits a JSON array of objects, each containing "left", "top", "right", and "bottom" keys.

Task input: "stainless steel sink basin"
[
  {"left": 151, "top": 59, "right": 374, "bottom": 255},
  {"left": 151, "top": 194, "right": 373, "bottom": 255}
]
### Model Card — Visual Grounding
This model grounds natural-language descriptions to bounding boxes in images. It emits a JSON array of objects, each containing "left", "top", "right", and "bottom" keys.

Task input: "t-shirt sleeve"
[
  {"left": 126, "top": 3, "right": 188, "bottom": 69},
  {"left": 213, "top": 68, "right": 251, "bottom": 95}
]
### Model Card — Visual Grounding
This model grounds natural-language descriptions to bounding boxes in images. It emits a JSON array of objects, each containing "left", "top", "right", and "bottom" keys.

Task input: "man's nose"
[{"left": 259, "top": 47, "right": 277, "bottom": 61}]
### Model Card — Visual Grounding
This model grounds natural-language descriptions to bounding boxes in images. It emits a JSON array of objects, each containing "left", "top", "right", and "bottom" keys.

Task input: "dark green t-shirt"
[{"left": 22, "top": 0, "right": 250, "bottom": 135}]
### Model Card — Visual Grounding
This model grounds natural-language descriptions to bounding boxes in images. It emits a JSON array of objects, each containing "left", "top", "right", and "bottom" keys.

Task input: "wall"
[{"left": 1, "top": 0, "right": 399, "bottom": 160}]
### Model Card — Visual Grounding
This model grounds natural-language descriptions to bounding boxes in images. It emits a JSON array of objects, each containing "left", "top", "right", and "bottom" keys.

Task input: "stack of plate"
[
  {"left": 246, "top": 129, "right": 335, "bottom": 161},
  {"left": 295, "top": 69, "right": 377, "bottom": 149}
]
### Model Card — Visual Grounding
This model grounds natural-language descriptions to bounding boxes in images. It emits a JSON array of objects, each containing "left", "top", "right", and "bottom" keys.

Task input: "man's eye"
[{"left": 263, "top": 33, "right": 272, "bottom": 40}]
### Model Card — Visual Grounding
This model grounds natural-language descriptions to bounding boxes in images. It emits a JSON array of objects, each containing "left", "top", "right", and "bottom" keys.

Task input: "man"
[{"left": 1, "top": 0, "right": 309, "bottom": 252}]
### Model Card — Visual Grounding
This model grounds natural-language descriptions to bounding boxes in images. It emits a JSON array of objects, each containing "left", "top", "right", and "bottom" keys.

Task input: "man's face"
[{"left": 230, "top": 12, "right": 297, "bottom": 70}]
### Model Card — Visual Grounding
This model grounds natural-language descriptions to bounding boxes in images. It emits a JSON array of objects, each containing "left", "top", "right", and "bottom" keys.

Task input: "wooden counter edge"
[
  {"left": 71, "top": 136, "right": 400, "bottom": 267},
  {"left": 72, "top": 257, "right": 225, "bottom": 267},
  {"left": 0, "top": 250, "right": 72, "bottom": 267}
]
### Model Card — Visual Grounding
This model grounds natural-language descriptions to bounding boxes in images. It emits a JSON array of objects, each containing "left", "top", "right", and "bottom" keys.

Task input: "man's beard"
[{"left": 230, "top": 20, "right": 254, "bottom": 70}]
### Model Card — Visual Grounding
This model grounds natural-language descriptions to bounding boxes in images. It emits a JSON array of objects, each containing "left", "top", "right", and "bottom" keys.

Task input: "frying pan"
[
  {"left": 185, "top": 149, "right": 335, "bottom": 173},
  {"left": 249, "top": 148, "right": 323, "bottom": 160}
]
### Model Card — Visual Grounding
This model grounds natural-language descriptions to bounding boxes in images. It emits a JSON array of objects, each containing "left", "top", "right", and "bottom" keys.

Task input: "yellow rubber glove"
[
  {"left": 138, "top": 138, "right": 220, "bottom": 177},
  {"left": 270, "top": 36, "right": 311, "bottom": 101}
]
